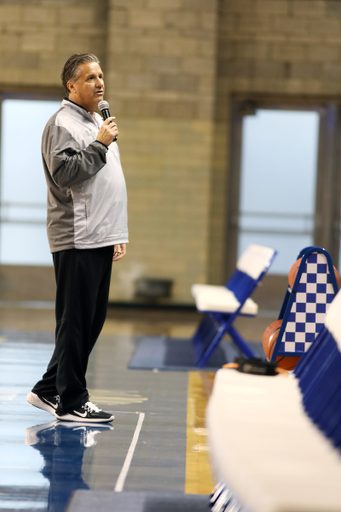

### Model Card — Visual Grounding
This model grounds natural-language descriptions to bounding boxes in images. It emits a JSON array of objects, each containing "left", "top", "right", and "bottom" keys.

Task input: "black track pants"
[{"left": 32, "top": 246, "right": 114, "bottom": 413}]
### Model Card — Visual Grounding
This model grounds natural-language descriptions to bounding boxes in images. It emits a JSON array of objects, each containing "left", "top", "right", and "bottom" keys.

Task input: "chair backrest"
[
  {"left": 227, "top": 244, "right": 276, "bottom": 304},
  {"left": 237, "top": 244, "right": 277, "bottom": 279},
  {"left": 273, "top": 247, "right": 339, "bottom": 360}
]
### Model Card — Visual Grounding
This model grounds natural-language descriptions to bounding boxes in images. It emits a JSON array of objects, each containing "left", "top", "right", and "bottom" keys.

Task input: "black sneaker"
[
  {"left": 55, "top": 401, "right": 114, "bottom": 423},
  {"left": 27, "top": 391, "right": 60, "bottom": 415}
]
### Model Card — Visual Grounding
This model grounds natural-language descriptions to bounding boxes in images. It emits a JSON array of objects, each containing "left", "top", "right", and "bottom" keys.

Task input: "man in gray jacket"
[{"left": 27, "top": 53, "right": 128, "bottom": 423}]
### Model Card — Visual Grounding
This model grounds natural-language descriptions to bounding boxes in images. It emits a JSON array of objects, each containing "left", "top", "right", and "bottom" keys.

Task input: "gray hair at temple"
[{"left": 61, "top": 53, "right": 100, "bottom": 95}]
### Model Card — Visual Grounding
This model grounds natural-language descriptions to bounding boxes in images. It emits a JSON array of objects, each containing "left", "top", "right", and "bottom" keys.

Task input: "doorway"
[{"left": 227, "top": 99, "right": 341, "bottom": 309}]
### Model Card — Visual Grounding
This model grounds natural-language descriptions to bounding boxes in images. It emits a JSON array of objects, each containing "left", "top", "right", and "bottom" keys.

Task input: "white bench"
[{"left": 207, "top": 369, "right": 341, "bottom": 512}]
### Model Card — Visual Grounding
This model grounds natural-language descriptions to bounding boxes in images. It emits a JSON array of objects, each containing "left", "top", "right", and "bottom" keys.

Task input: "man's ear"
[{"left": 67, "top": 81, "right": 75, "bottom": 94}]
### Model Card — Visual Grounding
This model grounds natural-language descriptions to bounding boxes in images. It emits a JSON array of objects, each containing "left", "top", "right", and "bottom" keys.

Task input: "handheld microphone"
[{"left": 98, "top": 100, "right": 117, "bottom": 141}]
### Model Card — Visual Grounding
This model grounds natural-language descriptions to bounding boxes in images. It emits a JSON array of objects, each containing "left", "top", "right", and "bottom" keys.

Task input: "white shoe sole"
[
  {"left": 55, "top": 411, "right": 114, "bottom": 423},
  {"left": 25, "top": 420, "right": 59, "bottom": 446},
  {"left": 27, "top": 391, "right": 57, "bottom": 416}
]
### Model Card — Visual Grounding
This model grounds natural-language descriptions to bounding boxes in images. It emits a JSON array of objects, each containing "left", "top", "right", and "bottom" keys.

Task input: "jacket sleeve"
[{"left": 42, "top": 123, "right": 108, "bottom": 188}]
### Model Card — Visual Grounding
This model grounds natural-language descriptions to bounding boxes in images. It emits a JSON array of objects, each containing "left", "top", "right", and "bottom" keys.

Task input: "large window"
[
  {"left": 238, "top": 109, "right": 320, "bottom": 274},
  {"left": 227, "top": 100, "right": 341, "bottom": 280},
  {"left": 0, "top": 98, "right": 60, "bottom": 265}
]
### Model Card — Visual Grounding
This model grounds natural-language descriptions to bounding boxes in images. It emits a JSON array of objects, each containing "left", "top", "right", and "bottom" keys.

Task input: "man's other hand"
[{"left": 113, "top": 244, "right": 126, "bottom": 262}]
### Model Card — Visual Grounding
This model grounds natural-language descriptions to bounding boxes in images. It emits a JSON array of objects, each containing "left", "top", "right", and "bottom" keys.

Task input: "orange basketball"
[
  {"left": 288, "top": 258, "right": 340, "bottom": 289},
  {"left": 288, "top": 259, "right": 301, "bottom": 289},
  {"left": 262, "top": 319, "right": 300, "bottom": 371}
]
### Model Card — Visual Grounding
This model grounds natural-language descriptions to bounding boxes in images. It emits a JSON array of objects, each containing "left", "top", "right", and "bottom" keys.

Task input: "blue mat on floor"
[
  {"left": 128, "top": 336, "right": 264, "bottom": 371},
  {"left": 68, "top": 490, "right": 210, "bottom": 512}
]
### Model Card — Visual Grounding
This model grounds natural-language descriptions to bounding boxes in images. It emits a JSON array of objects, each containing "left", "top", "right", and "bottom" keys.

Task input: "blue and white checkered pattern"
[{"left": 280, "top": 253, "right": 336, "bottom": 354}]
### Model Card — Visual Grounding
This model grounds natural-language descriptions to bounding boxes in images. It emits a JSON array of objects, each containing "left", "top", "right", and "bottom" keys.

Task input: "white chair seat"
[{"left": 191, "top": 284, "right": 258, "bottom": 316}]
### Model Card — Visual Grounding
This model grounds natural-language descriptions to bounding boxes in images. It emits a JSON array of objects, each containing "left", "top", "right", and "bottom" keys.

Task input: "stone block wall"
[
  {"left": 217, "top": 0, "right": 341, "bottom": 98},
  {"left": 105, "top": 0, "right": 219, "bottom": 302},
  {"left": 1, "top": 0, "right": 341, "bottom": 303},
  {"left": 0, "top": 0, "right": 108, "bottom": 88}
]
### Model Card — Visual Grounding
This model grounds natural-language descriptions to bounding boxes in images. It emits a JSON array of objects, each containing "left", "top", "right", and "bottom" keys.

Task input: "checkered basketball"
[
  {"left": 262, "top": 319, "right": 301, "bottom": 371},
  {"left": 289, "top": 258, "right": 340, "bottom": 289}
]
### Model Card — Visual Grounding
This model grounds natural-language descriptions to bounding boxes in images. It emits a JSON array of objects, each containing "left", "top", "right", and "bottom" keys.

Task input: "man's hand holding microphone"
[{"left": 96, "top": 100, "right": 118, "bottom": 147}]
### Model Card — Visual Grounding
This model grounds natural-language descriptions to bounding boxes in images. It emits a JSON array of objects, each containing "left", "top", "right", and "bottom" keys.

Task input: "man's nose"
[{"left": 95, "top": 76, "right": 104, "bottom": 87}]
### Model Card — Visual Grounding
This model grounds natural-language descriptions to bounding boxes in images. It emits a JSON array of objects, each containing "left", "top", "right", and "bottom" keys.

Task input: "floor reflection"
[{"left": 25, "top": 421, "right": 113, "bottom": 512}]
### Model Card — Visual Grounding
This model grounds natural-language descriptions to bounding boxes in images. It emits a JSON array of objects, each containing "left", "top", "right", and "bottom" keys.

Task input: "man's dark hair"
[{"left": 61, "top": 53, "right": 100, "bottom": 95}]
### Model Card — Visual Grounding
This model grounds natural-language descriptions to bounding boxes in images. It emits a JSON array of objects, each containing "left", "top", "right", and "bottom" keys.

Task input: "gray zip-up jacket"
[{"left": 42, "top": 99, "right": 128, "bottom": 253}]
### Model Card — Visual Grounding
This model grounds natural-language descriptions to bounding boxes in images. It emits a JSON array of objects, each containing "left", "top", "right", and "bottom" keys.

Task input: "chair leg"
[
  {"left": 192, "top": 314, "right": 256, "bottom": 367},
  {"left": 191, "top": 314, "right": 222, "bottom": 365},
  {"left": 197, "top": 327, "right": 227, "bottom": 368},
  {"left": 228, "top": 326, "right": 255, "bottom": 358}
]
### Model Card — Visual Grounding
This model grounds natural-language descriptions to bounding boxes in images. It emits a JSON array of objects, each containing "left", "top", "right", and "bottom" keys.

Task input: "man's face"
[{"left": 67, "top": 61, "right": 104, "bottom": 115}]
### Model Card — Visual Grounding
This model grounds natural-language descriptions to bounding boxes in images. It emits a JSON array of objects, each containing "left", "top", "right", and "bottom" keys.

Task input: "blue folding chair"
[
  {"left": 269, "top": 246, "right": 339, "bottom": 365},
  {"left": 191, "top": 244, "right": 277, "bottom": 367}
]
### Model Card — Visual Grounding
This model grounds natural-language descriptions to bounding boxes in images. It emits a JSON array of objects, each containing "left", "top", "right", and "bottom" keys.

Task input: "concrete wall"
[
  {"left": 1, "top": 0, "right": 341, "bottom": 303},
  {"left": 105, "top": 0, "right": 219, "bottom": 302},
  {"left": 0, "top": 0, "right": 108, "bottom": 88},
  {"left": 218, "top": 0, "right": 341, "bottom": 97}
]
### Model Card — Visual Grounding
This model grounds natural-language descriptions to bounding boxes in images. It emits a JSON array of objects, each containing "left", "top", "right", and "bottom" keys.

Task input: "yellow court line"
[{"left": 185, "top": 371, "right": 215, "bottom": 495}]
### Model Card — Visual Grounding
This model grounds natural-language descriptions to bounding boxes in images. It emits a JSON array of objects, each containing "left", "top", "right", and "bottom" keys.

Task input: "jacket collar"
[{"left": 62, "top": 98, "right": 101, "bottom": 125}]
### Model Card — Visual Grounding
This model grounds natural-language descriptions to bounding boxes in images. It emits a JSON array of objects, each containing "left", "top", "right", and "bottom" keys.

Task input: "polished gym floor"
[{"left": 0, "top": 303, "right": 276, "bottom": 511}]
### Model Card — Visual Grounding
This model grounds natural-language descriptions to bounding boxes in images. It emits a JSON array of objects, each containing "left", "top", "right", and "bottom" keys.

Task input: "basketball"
[
  {"left": 262, "top": 319, "right": 301, "bottom": 371},
  {"left": 288, "top": 258, "right": 340, "bottom": 289}
]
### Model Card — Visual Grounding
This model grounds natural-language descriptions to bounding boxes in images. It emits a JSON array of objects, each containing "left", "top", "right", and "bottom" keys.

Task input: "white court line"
[{"left": 114, "top": 411, "right": 145, "bottom": 492}]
